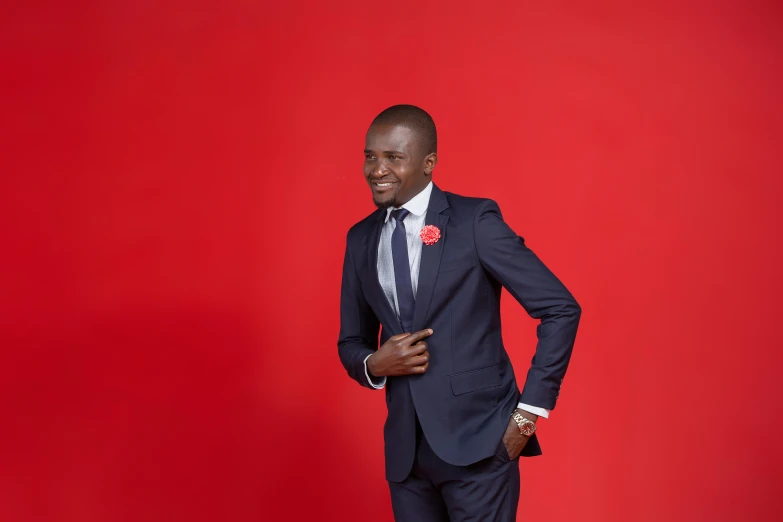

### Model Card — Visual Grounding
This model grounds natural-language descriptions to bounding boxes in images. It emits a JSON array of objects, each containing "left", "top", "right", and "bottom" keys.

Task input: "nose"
[{"left": 372, "top": 162, "right": 387, "bottom": 178}]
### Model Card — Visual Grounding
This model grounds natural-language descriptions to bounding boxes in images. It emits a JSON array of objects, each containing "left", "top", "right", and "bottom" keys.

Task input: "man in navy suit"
[{"left": 338, "top": 105, "right": 581, "bottom": 521}]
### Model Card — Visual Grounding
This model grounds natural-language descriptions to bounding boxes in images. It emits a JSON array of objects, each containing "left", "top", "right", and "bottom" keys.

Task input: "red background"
[{"left": 2, "top": 1, "right": 782, "bottom": 521}]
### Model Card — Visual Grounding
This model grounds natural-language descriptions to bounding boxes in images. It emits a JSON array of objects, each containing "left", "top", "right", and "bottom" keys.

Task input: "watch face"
[{"left": 520, "top": 422, "right": 536, "bottom": 436}]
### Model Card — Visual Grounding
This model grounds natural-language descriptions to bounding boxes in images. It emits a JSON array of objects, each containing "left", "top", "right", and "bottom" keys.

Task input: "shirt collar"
[{"left": 383, "top": 182, "right": 434, "bottom": 223}]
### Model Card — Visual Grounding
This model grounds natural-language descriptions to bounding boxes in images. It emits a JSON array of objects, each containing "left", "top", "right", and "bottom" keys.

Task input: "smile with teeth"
[{"left": 374, "top": 181, "right": 397, "bottom": 188}]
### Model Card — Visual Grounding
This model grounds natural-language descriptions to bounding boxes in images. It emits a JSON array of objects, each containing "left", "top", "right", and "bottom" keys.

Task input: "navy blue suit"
[{"left": 338, "top": 184, "right": 580, "bottom": 499}]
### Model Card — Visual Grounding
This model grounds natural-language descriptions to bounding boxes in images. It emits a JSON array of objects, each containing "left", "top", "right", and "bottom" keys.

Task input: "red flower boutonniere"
[{"left": 420, "top": 225, "right": 441, "bottom": 245}]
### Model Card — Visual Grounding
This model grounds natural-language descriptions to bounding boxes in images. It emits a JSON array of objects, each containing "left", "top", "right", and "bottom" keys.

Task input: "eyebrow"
[{"left": 363, "top": 150, "right": 406, "bottom": 155}]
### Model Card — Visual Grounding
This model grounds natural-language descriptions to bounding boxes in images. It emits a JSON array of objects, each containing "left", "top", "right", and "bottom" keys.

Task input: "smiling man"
[{"left": 337, "top": 105, "right": 581, "bottom": 521}]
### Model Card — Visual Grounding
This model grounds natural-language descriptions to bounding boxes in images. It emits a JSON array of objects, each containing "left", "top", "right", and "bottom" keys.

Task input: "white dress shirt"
[{"left": 363, "top": 182, "right": 550, "bottom": 419}]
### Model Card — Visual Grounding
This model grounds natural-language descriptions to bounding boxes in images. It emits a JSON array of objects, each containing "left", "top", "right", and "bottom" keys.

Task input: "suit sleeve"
[
  {"left": 337, "top": 236, "right": 382, "bottom": 388},
  {"left": 474, "top": 200, "right": 581, "bottom": 410}
]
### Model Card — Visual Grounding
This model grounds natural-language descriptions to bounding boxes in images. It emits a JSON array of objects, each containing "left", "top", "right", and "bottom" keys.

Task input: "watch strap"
[{"left": 511, "top": 410, "right": 537, "bottom": 435}]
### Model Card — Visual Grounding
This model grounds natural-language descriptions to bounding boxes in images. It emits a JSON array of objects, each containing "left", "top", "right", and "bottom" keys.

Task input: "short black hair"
[{"left": 370, "top": 104, "right": 437, "bottom": 155}]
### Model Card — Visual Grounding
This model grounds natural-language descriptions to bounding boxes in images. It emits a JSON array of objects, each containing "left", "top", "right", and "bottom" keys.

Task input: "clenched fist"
[{"left": 367, "top": 329, "right": 433, "bottom": 377}]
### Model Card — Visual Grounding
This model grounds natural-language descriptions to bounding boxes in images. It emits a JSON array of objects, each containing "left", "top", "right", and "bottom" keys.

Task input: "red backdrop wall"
[{"left": 2, "top": 1, "right": 782, "bottom": 521}]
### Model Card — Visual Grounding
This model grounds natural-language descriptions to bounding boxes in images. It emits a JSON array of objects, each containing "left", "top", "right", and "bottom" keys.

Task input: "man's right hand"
[{"left": 367, "top": 329, "right": 433, "bottom": 377}]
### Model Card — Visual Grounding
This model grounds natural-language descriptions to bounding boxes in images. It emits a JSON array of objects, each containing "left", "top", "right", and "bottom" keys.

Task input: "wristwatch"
[{"left": 511, "top": 410, "right": 537, "bottom": 436}]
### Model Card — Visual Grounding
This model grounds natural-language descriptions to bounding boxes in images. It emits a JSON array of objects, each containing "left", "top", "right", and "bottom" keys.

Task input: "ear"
[{"left": 423, "top": 153, "right": 438, "bottom": 176}]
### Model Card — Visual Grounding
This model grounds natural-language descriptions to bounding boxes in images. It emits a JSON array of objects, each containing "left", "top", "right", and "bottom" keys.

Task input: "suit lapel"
[
  {"left": 367, "top": 210, "right": 404, "bottom": 334},
  {"left": 412, "top": 185, "right": 449, "bottom": 332}
]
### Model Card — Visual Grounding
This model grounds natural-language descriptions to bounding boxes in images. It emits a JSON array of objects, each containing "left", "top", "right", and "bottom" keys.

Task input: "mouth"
[{"left": 371, "top": 180, "right": 398, "bottom": 193}]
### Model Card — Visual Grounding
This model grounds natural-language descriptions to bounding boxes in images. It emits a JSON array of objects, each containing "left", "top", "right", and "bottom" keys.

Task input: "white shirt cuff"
[
  {"left": 363, "top": 353, "right": 386, "bottom": 389},
  {"left": 517, "top": 402, "right": 550, "bottom": 419}
]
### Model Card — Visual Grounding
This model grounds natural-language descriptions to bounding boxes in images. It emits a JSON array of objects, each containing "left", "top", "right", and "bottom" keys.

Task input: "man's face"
[{"left": 364, "top": 123, "right": 435, "bottom": 209}]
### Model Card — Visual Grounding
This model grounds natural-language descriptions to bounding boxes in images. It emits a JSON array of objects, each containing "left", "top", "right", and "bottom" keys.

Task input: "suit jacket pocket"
[
  {"left": 450, "top": 365, "right": 502, "bottom": 395},
  {"left": 438, "top": 255, "right": 476, "bottom": 274}
]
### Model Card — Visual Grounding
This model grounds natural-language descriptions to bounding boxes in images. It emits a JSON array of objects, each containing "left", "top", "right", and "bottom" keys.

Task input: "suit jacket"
[{"left": 338, "top": 184, "right": 581, "bottom": 482}]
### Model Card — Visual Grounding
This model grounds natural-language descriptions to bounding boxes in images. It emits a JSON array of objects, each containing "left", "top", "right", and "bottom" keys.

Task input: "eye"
[
  {"left": 365, "top": 154, "right": 376, "bottom": 160},
  {"left": 388, "top": 155, "right": 399, "bottom": 161}
]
